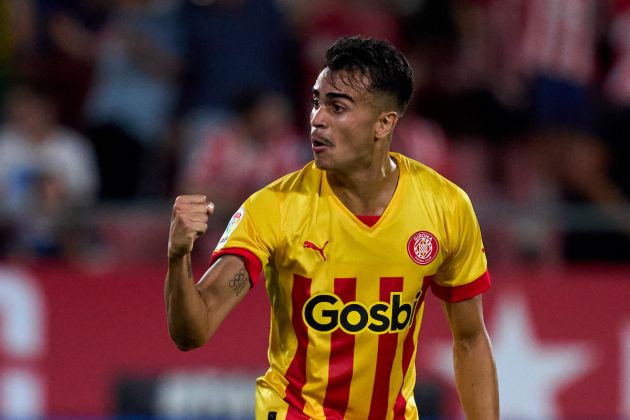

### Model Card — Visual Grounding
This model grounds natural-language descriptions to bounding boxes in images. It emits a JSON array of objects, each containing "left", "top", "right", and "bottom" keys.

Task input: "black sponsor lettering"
[
  {"left": 391, "top": 294, "right": 412, "bottom": 332},
  {"left": 303, "top": 291, "right": 423, "bottom": 334},
  {"left": 340, "top": 303, "right": 369, "bottom": 333},
  {"left": 303, "top": 294, "right": 338, "bottom": 332},
  {"left": 368, "top": 303, "right": 390, "bottom": 333}
]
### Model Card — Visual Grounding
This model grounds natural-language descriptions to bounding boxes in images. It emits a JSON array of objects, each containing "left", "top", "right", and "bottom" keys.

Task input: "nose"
[{"left": 310, "top": 106, "right": 326, "bottom": 129}]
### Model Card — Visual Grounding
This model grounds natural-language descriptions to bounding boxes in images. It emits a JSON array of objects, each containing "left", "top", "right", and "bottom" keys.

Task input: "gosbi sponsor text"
[{"left": 302, "top": 290, "right": 424, "bottom": 334}]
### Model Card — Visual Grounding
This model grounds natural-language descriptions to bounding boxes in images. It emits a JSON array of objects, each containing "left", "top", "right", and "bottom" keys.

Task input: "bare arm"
[
  {"left": 441, "top": 295, "right": 499, "bottom": 419},
  {"left": 164, "top": 195, "right": 250, "bottom": 351}
]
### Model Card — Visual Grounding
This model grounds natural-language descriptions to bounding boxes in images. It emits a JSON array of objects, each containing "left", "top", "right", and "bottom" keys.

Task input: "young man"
[{"left": 165, "top": 36, "right": 499, "bottom": 419}]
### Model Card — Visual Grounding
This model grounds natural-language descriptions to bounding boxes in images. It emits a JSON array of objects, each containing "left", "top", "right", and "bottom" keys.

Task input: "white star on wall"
[{"left": 431, "top": 293, "right": 596, "bottom": 418}]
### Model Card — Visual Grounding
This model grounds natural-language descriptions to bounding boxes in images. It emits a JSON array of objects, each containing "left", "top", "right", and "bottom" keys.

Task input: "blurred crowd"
[{"left": 0, "top": 0, "right": 628, "bottom": 264}]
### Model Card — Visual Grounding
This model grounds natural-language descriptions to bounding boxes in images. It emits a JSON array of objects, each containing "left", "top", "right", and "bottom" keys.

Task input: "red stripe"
[
  {"left": 323, "top": 277, "right": 357, "bottom": 419},
  {"left": 285, "top": 275, "right": 312, "bottom": 418},
  {"left": 368, "top": 277, "right": 404, "bottom": 420},
  {"left": 393, "top": 276, "right": 433, "bottom": 417},
  {"left": 431, "top": 270, "right": 491, "bottom": 302}
]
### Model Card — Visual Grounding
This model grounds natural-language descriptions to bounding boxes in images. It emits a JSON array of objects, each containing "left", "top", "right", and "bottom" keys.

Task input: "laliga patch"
[
  {"left": 216, "top": 207, "right": 245, "bottom": 249},
  {"left": 407, "top": 231, "right": 439, "bottom": 265}
]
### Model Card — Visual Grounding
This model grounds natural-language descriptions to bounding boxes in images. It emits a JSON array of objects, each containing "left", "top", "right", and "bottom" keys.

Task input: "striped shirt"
[{"left": 211, "top": 153, "right": 490, "bottom": 419}]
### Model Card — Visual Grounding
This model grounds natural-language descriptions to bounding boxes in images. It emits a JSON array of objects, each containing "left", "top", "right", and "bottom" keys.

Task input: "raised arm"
[
  {"left": 441, "top": 295, "right": 499, "bottom": 419},
  {"left": 165, "top": 195, "right": 250, "bottom": 351}
]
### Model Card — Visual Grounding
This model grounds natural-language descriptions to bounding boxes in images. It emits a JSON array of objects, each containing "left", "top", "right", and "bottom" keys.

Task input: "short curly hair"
[{"left": 323, "top": 36, "right": 414, "bottom": 114}]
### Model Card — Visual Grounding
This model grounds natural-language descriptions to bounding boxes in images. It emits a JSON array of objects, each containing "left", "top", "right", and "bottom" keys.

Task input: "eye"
[
  {"left": 311, "top": 98, "right": 320, "bottom": 109},
  {"left": 331, "top": 103, "right": 345, "bottom": 114}
]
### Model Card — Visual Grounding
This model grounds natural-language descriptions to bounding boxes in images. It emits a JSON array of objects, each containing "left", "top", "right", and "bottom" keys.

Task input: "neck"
[{"left": 327, "top": 152, "right": 399, "bottom": 216}]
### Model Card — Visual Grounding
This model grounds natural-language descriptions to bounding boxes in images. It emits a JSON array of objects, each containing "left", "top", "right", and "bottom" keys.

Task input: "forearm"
[
  {"left": 164, "top": 254, "right": 209, "bottom": 350},
  {"left": 453, "top": 330, "right": 499, "bottom": 419}
]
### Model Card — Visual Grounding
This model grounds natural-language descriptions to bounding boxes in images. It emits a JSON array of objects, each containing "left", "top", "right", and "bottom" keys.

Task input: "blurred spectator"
[
  {"left": 0, "top": 0, "right": 625, "bottom": 265},
  {"left": 170, "top": 0, "right": 298, "bottom": 201},
  {"left": 495, "top": 0, "right": 603, "bottom": 262},
  {"left": 403, "top": 1, "right": 496, "bottom": 136},
  {"left": 11, "top": 0, "right": 110, "bottom": 129},
  {"left": 178, "top": 0, "right": 296, "bottom": 115},
  {"left": 178, "top": 90, "right": 309, "bottom": 226},
  {"left": 0, "top": 85, "right": 99, "bottom": 259},
  {"left": 84, "top": 0, "right": 184, "bottom": 199},
  {"left": 516, "top": 0, "right": 630, "bottom": 261},
  {"left": 447, "top": 0, "right": 630, "bottom": 262},
  {"left": 570, "top": 0, "right": 630, "bottom": 261},
  {"left": 402, "top": 0, "right": 514, "bottom": 198}
]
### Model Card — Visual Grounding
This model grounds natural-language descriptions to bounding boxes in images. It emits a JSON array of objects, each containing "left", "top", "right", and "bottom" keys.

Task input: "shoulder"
[
  {"left": 253, "top": 161, "right": 320, "bottom": 196},
  {"left": 236, "top": 162, "right": 321, "bottom": 242},
  {"left": 395, "top": 152, "right": 467, "bottom": 201},
  {"left": 245, "top": 161, "right": 321, "bottom": 209}
]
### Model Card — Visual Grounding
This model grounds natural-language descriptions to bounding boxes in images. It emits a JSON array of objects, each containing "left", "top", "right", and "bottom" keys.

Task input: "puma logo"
[{"left": 303, "top": 240, "right": 329, "bottom": 261}]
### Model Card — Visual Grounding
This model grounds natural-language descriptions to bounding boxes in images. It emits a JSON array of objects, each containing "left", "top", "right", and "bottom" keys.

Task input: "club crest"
[{"left": 407, "top": 231, "right": 439, "bottom": 265}]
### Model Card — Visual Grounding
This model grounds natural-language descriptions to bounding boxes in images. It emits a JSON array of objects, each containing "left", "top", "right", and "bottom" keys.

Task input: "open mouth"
[{"left": 311, "top": 135, "right": 332, "bottom": 152}]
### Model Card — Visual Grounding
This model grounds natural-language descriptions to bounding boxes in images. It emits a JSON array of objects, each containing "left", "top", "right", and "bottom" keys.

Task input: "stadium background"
[{"left": 0, "top": 0, "right": 629, "bottom": 418}]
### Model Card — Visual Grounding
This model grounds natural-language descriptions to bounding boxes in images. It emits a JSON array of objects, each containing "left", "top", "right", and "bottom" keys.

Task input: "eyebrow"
[{"left": 312, "top": 89, "right": 355, "bottom": 103}]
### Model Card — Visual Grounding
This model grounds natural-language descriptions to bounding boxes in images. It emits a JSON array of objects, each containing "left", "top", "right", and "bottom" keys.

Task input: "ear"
[{"left": 374, "top": 111, "right": 399, "bottom": 140}]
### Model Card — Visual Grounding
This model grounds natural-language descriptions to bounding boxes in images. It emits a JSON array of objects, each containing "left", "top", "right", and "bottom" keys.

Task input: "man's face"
[{"left": 310, "top": 68, "right": 381, "bottom": 172}]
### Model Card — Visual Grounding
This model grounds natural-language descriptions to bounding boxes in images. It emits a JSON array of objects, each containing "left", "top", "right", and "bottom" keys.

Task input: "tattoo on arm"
[{"left": 228, "top": 268, "right": 248, "bottom": 296}]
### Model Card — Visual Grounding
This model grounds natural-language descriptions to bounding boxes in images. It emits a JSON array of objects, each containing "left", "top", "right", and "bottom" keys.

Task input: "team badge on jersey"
[
  {"left": 407, "top": 231, "right": 439, "bottom": 265},
  {"left": 216, "top": 207, "right": 245, "bottom": 249}
]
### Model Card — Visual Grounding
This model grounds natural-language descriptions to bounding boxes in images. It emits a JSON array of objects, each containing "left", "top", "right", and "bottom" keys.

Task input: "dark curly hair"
[{"left": 323, "top": 36, "right": 414, "bottom": 114}]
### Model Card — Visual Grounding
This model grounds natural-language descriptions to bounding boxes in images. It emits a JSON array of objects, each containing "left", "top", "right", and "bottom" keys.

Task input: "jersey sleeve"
[
  {"left": 431, "top": 186, "right": 491, "bottom": 302},
  {"left": 209, "top": 190, "right": 279, "bottom": 287}
]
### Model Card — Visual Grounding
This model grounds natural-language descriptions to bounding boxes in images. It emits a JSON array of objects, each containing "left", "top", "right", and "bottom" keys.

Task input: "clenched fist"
[{"left": 168, "top": 195, "right": 215, "bottom": 259}]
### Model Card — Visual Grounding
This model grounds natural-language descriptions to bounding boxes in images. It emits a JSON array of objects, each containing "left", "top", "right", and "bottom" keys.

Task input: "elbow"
[
  {"left": 170, "top": 333, "right": 208, "bottom": 352},
  {"left": 175, "top": 341, "right": 202, "bottom": 352}
]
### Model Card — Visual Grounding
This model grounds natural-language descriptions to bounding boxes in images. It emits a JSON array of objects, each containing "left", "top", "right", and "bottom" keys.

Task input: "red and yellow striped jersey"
[{"left": 211, "top": 152, "right": 490, "bottom": 419}]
